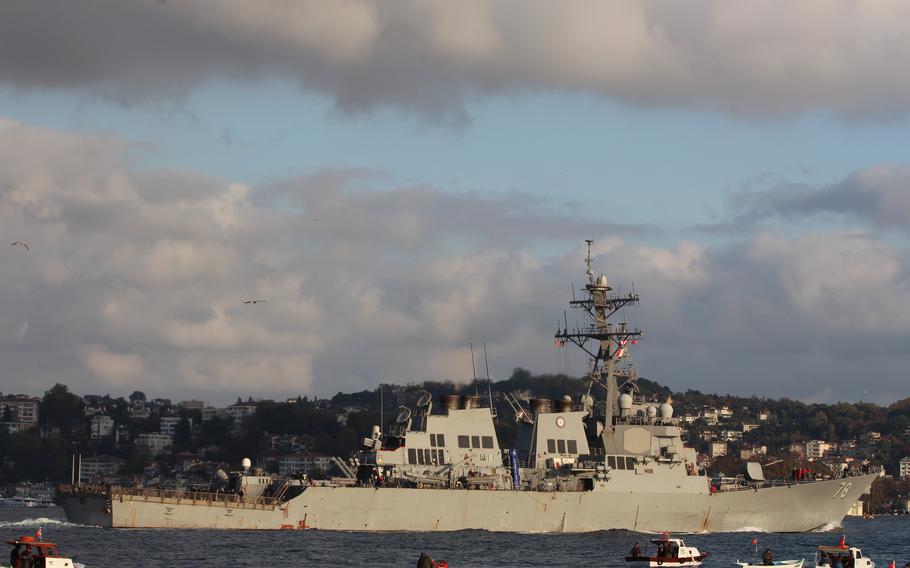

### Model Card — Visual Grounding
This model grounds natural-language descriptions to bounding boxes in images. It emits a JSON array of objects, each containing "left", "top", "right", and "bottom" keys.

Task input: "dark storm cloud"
[{"left": 3, "top": 1, "right": 910, "bottom": 119}]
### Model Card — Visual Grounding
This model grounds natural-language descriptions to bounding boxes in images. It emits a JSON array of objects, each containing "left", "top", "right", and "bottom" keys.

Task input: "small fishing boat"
[
  {"left": 626, "top": 533, "right": 710, "bottom": 567},
  {"left": 736, "top": 560, "right": 804, "bottom": 567},
  {"left": 3, "top": 534, "right": 84, "bottom": 568},
  {"left": 814, "top": 538, "right": 874, "bottom": 568}
]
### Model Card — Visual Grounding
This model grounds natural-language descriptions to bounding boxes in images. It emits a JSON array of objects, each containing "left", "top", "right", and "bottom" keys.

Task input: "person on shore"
[{"left": 762, "top": 548, "right": 773, "bottom": 565}]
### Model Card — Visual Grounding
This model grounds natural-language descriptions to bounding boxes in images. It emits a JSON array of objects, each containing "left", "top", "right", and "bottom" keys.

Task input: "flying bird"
[
  {"left": 10, "top": 241, "right": 29, "bottom": 251},
  {"left": 243, "top": 299, "right": 266, "bottom": 304}
]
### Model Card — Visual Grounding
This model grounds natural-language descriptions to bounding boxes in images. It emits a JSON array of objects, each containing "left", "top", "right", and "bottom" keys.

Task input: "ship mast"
[{"left": 555, "top": 240, "right": 641, "bottom": 432}]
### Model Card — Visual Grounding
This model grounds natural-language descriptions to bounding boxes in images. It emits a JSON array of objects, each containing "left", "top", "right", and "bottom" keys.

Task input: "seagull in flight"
[
  {"left": 10, "top": 241, "right": 29, "bottom": 251},
  {"left": 243, "top": 299, "right": 266, "bottom": 304}
]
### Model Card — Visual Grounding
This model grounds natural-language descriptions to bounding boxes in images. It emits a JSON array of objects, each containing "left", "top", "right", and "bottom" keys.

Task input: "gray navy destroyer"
[{"left": 59, "top": 241, "right": 878, "bottom": 532}]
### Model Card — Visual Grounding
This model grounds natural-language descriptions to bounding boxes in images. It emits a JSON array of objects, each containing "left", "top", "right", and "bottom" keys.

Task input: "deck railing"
[{"left": 109, "top": 486, "right": 282, "bottom": 509}]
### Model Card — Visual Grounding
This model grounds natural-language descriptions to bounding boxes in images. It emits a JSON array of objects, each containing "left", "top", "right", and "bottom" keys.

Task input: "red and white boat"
[
  {"left": 625, "top": 533, "right": 710, "bottom": 567},
  {"left": 3, "top": 533, "right": 84, "bottom": 568}
]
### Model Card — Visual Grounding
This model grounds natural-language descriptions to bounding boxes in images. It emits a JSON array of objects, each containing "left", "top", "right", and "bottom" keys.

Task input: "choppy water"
[{"left": 1, "top": 508, "right": 908, "bottom": 567}]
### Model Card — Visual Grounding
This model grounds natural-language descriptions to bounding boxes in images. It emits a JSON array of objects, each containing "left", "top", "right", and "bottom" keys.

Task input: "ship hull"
[{"left": 59, "top": 473, "right": 875, "bottom": 533}]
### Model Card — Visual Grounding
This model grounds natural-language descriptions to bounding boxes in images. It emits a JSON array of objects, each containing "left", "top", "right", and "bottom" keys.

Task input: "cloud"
[
  {"left": 81, "top": 345, "right": 145, "bottom": 384},
  {"left": 730, "top": 164, "right": 910, "bottom": 232},
  {"left": 0, "top": 116, "right": 627, "bottom": 400},
  {"left": 2, "top": 117, "right": 909, "bottom": 404},
  {"left": 2, "top": 1, "right": 910, "bottom": 119}
]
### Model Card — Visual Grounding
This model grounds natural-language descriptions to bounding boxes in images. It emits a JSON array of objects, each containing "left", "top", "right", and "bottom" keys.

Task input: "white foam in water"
[
  {"left": 0, "top": 517, "right": 75, "bottom": 528},
  {"left": 810, "top": 522, "right": 839, "bottom": 533},
  {"left": 727, "top": 526, "right": 770, "bottom": 533}
]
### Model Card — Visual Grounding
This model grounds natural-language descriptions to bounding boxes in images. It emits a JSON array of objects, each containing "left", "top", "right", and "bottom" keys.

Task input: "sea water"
[{"left": 2, "top": 508, "right": 908, "bottom": 567}]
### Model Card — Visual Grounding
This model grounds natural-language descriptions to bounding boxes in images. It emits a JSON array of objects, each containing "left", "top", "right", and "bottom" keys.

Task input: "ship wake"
[{"left": 0, "top": 517, "right": 77, "bottom": 528}]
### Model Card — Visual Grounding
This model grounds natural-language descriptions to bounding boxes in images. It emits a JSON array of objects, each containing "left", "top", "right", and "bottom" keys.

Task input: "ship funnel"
[
  {"left": 530, "top": 398, "right": 552, "bottom": 415},
  {"left": 441, "top": 394, "right": 461, "bottom": 412},
  {"left": 461, "top": 395, "right": 481, "bottom": 409},
  {"left": 557, "top": 396, "right": 573, "bottom": 413}
]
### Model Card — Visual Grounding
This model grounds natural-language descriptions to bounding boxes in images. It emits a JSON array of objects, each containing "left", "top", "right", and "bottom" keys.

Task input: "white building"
[
  {"left": 710, "top": 442, "right": 728, "bottom": 458},
  {"left": 201, "top": 407, "right": 221, "bottom": 422},
  {"left": 806, "top": 440, "right": 833, "bottom": 461},
  {"left": 79, "top": 456, "right": 125, "bottom": 479},
  {"left": 899, "top": 456, "right": 910, "bottom": 480},
  {"left": 0, "top": 395, "right": 40, "bottom": 432},
  {"left": 740, "top": 445, "right": 768, "bottom": 460},
  {"left": 90, "top": 414, "right": 114, "bottom": 439},
  {"left": 278, "top": 453, "right": 333, "bottom": 476},
  {"left": 136, "top": 433, "right": 173, "bottom": 456},
  {"left": 225, "top": 402, "right": 257, "bottom": 421},
  {"left": 720, "top": 430, "right": 743, "bottom": 442},
  {"left": 700, "top": 408, "right": 719, "bottom": 425},
  {"left": 742, "top": 423, "right": 760, "bottom": 433},
  {"left": 160, "top": 416, "right": 182, "bottom": 437}
]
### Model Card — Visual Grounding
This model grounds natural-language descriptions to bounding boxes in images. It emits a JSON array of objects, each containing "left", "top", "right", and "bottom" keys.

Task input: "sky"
[{"left": 2, "top": 1, "right": 910, "bottom": 405}]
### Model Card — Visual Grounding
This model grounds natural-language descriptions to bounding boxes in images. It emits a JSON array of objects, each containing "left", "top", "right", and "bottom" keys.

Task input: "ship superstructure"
[{"left": 58, "top": 241, "right": 879, "bottom": 532}]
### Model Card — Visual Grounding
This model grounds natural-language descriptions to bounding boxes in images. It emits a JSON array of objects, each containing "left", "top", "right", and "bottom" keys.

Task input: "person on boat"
[
  {"left": 9, "top": 543, "right": 21, "bottom": 568},
  {"left": 762, "top": 548, "right": 773, "bottom": 565},
  {"left": 630, "top": 542, "right": 641, "bottom": 558}
]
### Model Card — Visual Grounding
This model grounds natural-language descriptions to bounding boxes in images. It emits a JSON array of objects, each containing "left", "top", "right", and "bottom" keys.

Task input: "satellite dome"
[
  {"left": 597, "top": 273, "right": 608, "bottom": 287},
  {"left": 618, "top": 393, "right": 633, "bottom": 410},
  {"left": 659, "top": 402, "right": 674, "bottom": 419},
  {"left": 241, "top": 458, "right": 252, "bottom": 470},
  {"left": 646, "top": 405, "right": 657, "bottom": 417}
]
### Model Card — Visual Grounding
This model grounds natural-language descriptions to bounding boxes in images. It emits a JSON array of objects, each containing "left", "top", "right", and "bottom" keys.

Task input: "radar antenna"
[{"left": 555, "top": 240, "right": 642, "bottom": 429}]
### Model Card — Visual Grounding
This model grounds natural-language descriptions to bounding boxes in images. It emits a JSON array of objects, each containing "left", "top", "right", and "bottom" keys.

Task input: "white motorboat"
[
  {"left": 814, "top": 539, "right": 874, "bottom": 568},
  {"left": 626, "top": 535, "right": 710, "bottom": 567}
]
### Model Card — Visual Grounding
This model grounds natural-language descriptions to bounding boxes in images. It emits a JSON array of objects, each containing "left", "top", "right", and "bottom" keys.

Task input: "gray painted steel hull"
[{"left": 59, "top": 473, "right": 875, "bottom": 533}]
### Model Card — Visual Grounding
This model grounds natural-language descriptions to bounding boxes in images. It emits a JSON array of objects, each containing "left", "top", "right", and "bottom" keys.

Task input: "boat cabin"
[
  {"left": 5, "top": 536, "right": 77, "bottom": 568},
  {"left": 815, "top": 543, "right": 873, "bottom": 568}
]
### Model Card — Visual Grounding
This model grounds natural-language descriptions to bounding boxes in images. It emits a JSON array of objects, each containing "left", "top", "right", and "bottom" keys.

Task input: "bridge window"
[
  {"left": 458, "top": 435, "right": 469, "bottom": 448},
  {"left": 424, "top": 449, "right": 432, "bottom": 465},
  {"left": 616, "top": 457, "right": 626, "bottom": 470},
  {"left": 417, "top": 450, "right": 425, "bottom": 465},
  {"left": 607, "top": 456, "right": 616, "bottom": 469},
  {"left": 482, "top": 436, "right": 494, "bottom": 449},
  {"left": 436, "top": 449, "right": 445, "bottom": 463},
  {"left": 408, "top": 449, "right": 417, "bottom": 465},
  {"left": 547, "top": 439, "right": 556, "bottom": 453},
  {"left": 430, "top": 434, "right": 437, "bottom": 446},
  {"left": 471, "top": 435, "right": 480, "bottom": 449},
  {"left": 567, "top": 440, "right": 578, "bottom": 454},
  {"left": 625, "top": 457, "right": 636, "bottom": 469},
  {"left": 437, "top": 434, "right": 445, "bottom": 447},
  {"left": 557, "top": 440, "right": 566, "bottom": 454}
]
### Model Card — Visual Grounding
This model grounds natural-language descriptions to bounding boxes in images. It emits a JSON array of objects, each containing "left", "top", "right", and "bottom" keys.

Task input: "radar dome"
[
  {"left": 597, "top": 273, "right": 608, "bottom": 287},
  {"left": 646, "top": 405, "right": 657, "bottom": 417},
  {"left": 241, "top": 457, "right": 252, "bottom": 470},
  {"left": 659, "top": 402, "right": 674, "bottom": 419},
  {"left": 618, "top": 393, "right": 633, "bottom": 410}
]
